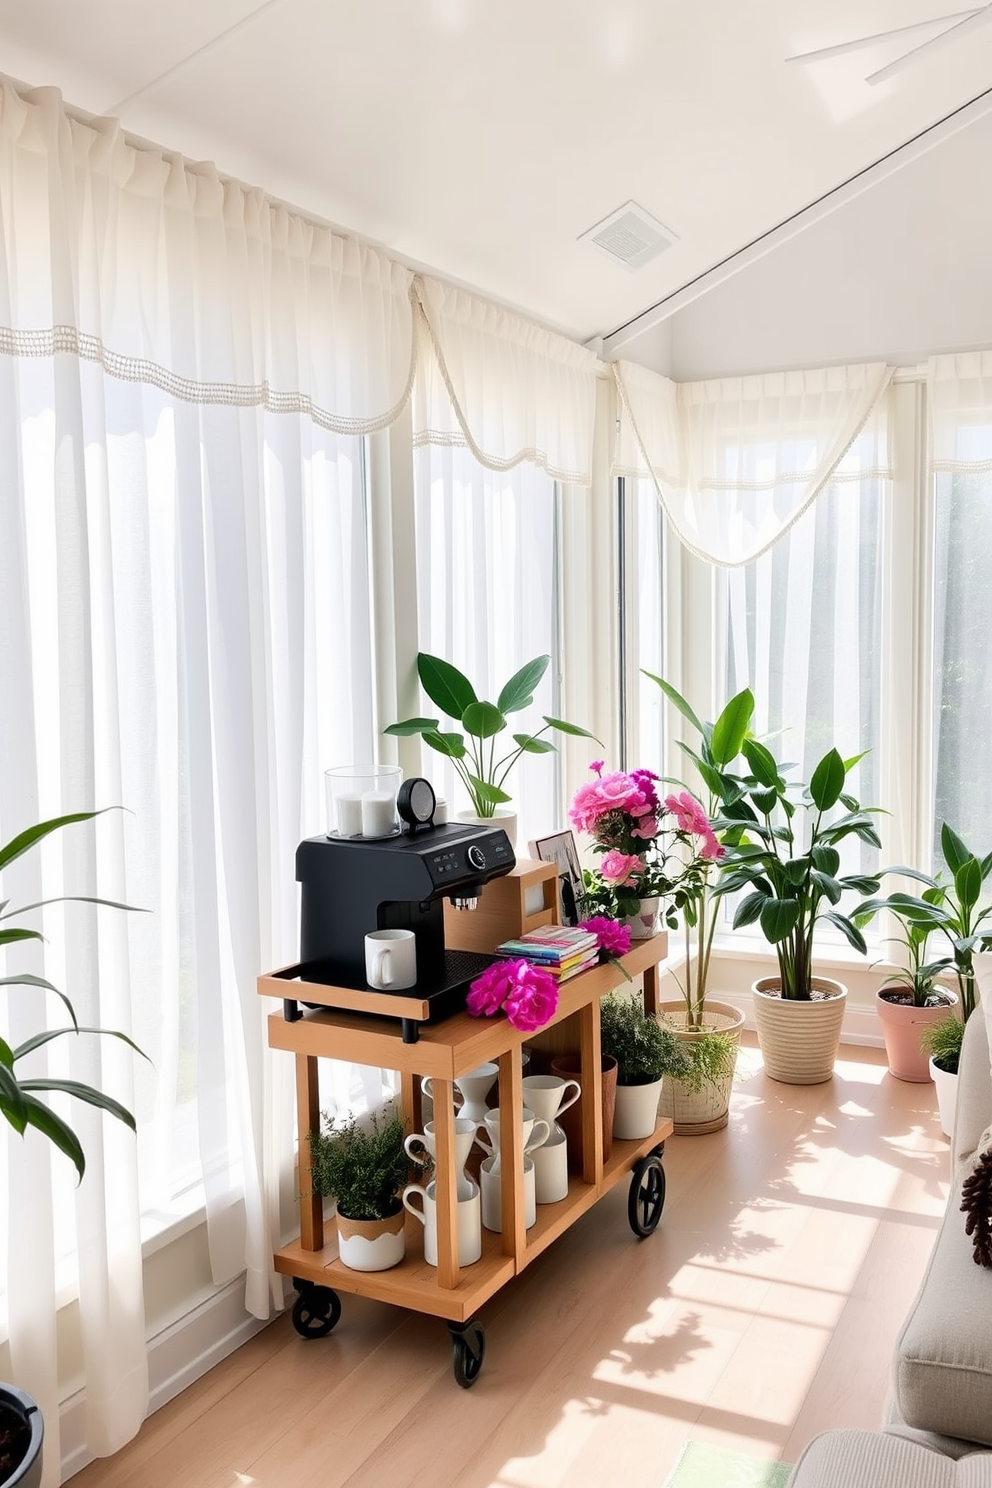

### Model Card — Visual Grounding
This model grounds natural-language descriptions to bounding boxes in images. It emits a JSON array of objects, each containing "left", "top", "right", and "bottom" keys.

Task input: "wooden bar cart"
[{"left": 258, "top": 862, "right": 673, "bottom": 1387}]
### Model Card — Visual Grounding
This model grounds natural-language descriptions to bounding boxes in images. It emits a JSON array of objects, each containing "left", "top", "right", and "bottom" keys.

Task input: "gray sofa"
[{"left": 788, "top": 1010, "right": 992, "bottom": 1486}]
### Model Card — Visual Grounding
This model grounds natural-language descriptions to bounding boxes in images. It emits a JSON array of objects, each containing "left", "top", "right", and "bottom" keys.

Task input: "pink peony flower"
[
  {"left": 502, "top": 960, "right": 559, "bottom": 1032},
  {"left": 600, "top": 849, "right": 644, "bottom": 885},
  {"left": 589, "top": 759, "right": 605, "bottom": 775},
  {"left": 630, "top": 814, "right": 659, "bottom": 840},
  {"left": 700, "top": 831, "right": 725, "bottom": 861},
  {"left": 580, "top": 916, "right": 632, "bottom": 958},
  {"left": 466, "top": 960, "right": 514, "bottom": 1017}
]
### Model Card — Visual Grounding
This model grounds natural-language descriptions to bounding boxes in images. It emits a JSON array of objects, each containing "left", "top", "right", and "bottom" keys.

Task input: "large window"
[{"left": 412, "top": 443, "right": 563, "bottom": 842}]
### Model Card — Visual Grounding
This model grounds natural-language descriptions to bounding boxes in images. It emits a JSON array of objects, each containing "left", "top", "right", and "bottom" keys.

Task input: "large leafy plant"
[
  {"left": 854, "top": 822, "right": 992, "bottom": 1024},
  {"left": 0, "top": 810, "right": 144, "bottom": 1180},
  {"left": 385, "top": 653, "right": 597, "bottom": 818},
  {"left": 715, "top": 745, "right": 883, "bottom": 1000}
]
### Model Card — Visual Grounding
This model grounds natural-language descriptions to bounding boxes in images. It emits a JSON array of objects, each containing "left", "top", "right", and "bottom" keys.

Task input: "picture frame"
[{"left": 529, "top": 829, "right": 583, "bottom": 926}]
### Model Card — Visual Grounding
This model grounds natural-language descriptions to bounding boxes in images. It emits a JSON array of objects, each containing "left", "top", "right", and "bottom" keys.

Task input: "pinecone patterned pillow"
[{"left": 961, "top": 1124, "right": 992, "bottom": 1268}]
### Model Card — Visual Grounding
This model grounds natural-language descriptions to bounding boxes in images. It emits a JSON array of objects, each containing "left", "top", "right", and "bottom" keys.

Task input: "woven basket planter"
[
  {"left": 656, "top": 1000, "right": 745, "bottom": 1134},
  {"left": 752, "top": 975, "right": 847, "bottom": 1085}
]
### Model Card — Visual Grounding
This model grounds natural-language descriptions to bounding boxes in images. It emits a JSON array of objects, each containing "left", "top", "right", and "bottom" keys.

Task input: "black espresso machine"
[{"left": 293, "top": 781, "right": 515, "bottom": 1041}]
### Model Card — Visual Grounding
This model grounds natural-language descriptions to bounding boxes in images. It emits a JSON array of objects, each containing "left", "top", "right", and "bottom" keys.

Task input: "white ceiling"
[{"left": 2, "top": 0, "right": 991, "bottom": 343}]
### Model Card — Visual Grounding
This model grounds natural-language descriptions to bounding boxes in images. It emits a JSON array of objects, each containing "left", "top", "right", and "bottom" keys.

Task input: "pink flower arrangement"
[
  {"left": 466, "top": 958, "right": 559, "bottom": 1032},
  {"left": 579, "top": 916, "right": 632, "bottom": 959},
  {"left": 664, "top": 790, "right": 724, "bottom": 862},
  {"left": 569, "top": 761, "right": 671, "bottom": 911}
]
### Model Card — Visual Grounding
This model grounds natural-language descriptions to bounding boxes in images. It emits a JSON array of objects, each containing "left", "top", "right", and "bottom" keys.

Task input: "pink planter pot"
[{"left": 875, "top": 987, "right": 958, "bottom": 1083}]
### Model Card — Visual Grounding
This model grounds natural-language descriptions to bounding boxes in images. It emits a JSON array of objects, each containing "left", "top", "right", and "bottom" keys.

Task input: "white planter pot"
[
  {"left": 454, "top": 806, "right": 517, "bottom": 848},
  {"left": 613, "top": 1077, "right": 664, "bottom": 1139},
  {"left": 752, "top": 975, "right": 847, "bottom": 1085},
  {"left": 624, "top": 896, "right": 660, "bottom": 940},
  {"left": 335, "top": 1209, "right": 406, "bottom": 1271},
  {"left": 930, "top": 1056, "right": 958, "bottom": 1139}
]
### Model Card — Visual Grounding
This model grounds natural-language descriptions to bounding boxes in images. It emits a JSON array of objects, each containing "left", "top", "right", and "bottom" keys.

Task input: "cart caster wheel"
[
  {"left": 628, "top": 1152, "right": 666, "bottom": 1237},
  {"left": 448, "top": 1320, "right": 486, "bottom": 1387},
  {"left": 291, "top": 1284, "right": 342, "bottom": 1339}
]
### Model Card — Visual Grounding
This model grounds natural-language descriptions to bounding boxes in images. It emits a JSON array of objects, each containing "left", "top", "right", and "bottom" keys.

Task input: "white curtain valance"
[
  {"left": 413, "top": 275, "right": 600, "bottom": 486},
  {"left": 0, "top": 82, "right": 418, "bottom": 433},
  {"left": 613, "top": 358, "right": 894, "bottom": 566},
  {"left": 929, "top": 351, "right": 992, "bottom": 474}
]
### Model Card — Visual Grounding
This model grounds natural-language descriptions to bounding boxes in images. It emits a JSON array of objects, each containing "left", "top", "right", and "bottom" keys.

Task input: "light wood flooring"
[{"left": 72, "top": 1040, "right": 950, "bottom": 1488}]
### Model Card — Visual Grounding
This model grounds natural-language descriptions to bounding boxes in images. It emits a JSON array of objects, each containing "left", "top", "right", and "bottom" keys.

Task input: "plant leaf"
[
  {"left": 461, "top": 701, "right": 505, "bottom": 739},
  {"left": 496, "top": 656, "right": 548, "bottom": 714},
  {"left": 512, "top": 734, "right": 556, "bottom": 755},
  {"left": 0, "top": 928, "right": 44, "bottom": 947},
  {"left": 417, "top": 653, "right": 477, "bottom": 719},
  {"left": 2, "top": 894, "right": 145, "bottom": 920},
  {"left": 20, "top": 1078, "right": 137, "bottom": 1131},
  {"left": 823, "top": 912, "right": 867, "bottom": 955},
  {"left": 381, "top": 716, "right": 439, "bottom": 737},
  {"left": 20, "top": 1095, "right": 85, "bottom": 1181},
  {"left": 732, "top": 891, "right": 767, "bottom": 929},
  {"left": 0, "top": 810, "right": 113, "bottom": 874},
  {"left": 741, "top": 736, "right": 780, "bottom": 788},
  {"left": 0, "top": 1063, "right": 27, "bottom": 1130},
  {"left": 642, "top": 673, "right": 705, "bottom": 737},
  {"left": 422, "top": 729, "right": 466, "bottom": 759},
  {"left": 710, "top": 689, "right": 754, "bottom": 766},
  {"left": 542, "top": 716, "right": 600, "bottom": 740},
  {"left": 760, "top": 897, "right": 800, "bottom": 942},
  {"left": 955, "top": 856, "right": 982, "bottom": 914},
  {"left": 15, "top": 1025, "right": 147, "bottom": 1061},
  {"left": 941, "top": 822, "right": 972, "bottom": 876},
  {"left": 466, "top": 777, "right": 512, "bottom": 806},
  {"left": 749, "top": 787, "right": 780, "bottom": 816},
  {"left": 808, "top": 748, "right": 846, "bottom": 812}
]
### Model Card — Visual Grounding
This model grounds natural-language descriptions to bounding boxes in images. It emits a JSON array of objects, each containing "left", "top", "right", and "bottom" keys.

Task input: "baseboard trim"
[{"left": 61, "top": 1279, "right": 271, "bottom": 1481}]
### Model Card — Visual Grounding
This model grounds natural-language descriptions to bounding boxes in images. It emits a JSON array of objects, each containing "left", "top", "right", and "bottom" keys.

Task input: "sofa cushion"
[
  {"left": 894, "top": 1010, "right": 992, "bottom": 1446},
  {"left": 787, "top": 1429, "right": 992, "bottom": 1487}
]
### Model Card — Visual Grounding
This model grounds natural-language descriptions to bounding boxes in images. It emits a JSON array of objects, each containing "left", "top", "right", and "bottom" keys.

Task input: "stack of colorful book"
[{"left": 495, "top": 925, "right": 601, "bottom": 983}]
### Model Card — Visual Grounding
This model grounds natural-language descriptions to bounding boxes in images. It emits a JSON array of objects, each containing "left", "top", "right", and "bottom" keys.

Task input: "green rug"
[{"left": 664, "top": 1440, "right": 793, "bottom": 1488}]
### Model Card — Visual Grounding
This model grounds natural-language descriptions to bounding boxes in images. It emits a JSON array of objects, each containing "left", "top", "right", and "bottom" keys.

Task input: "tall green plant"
[
  {"left": 0, "top": 810, "right": 145, "bottom": 1180},
  {"left": 385, "top": 653, "right": 598, "bottom": 818},
  {"left": 854, "top": 823, "right": 992, "bottom": 1022},
  {"left": 715, "top": 746, "right": 882, "bottom": 1000},
  {"left": 642, "top": 676, "right": 755, "bottom": 1028}
]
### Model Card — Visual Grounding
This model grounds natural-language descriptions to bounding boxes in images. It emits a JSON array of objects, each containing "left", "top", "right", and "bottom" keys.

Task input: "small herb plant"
[
  {"left": 920, "top": 1014, "right": 966, "bottom": 1075},
  {"left": 307, "top": 1110, "right": 410, "bottom": 1220},
  {"left": 384, "top": 653, "right": 597, "bottom": 818},
  {"left": 599, "top": 993, "right": 690, "bottom": 1087}
]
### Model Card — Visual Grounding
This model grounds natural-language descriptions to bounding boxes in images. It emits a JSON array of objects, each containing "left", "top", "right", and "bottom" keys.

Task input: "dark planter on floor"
[{"left": 0, "top": 1384, "right": 43, "bottom": 1488}]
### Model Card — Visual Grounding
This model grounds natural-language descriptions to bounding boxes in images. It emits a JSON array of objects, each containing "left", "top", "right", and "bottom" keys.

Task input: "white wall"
[{"left": 618, "top": 107, "right": 992, "bottom": 379}]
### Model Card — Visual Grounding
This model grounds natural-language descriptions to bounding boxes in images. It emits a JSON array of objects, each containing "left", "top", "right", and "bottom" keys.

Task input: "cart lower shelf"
[{"left": 277, "top": 1121, "right": 673, "bottom": 1385}]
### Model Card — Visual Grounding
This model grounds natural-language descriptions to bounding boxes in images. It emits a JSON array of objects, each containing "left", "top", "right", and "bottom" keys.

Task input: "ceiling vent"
[{"left": 579, "top": 201, "right": 678, "bottom": 271}]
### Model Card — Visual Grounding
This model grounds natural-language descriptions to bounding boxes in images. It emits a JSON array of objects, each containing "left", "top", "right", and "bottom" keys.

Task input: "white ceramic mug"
[
  {"left": 404, "top": 1118, "right": 477, "bottom": 1198},
  {"left": 521, "top": 1074, "right": 582, "bottom": 1130},
  {"left": 530, "top": 1128, "right": 569, "bottom": 1203},
  {"left": 479, "top": 1154, "right": 537, "bottom": 1232},
  {"left": 402, "top": 1178, "right": 482, "bottom": 1267},
  {"left": 364, "top": 928, "right": 417, "bottom": 990},
  {"left": 474, "top": 1106, "right": 550, "bottom": 1175}
]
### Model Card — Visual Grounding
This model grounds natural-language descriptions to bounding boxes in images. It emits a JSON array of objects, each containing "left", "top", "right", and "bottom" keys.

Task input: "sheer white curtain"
[
  {"left": 613, "top": 358, "right": 893, "bottom": 565},
  {"left": 930, "top": 351, "right": 992, "bottom": 856},
  {"left": 0, "top": 77, "right": 401, "bottom": 1481},
  {"left": 411, "top": 442, "right": 563, "bottom": 844},
  {"left": 414, "top": 277, "right": 600, "bottom": 486}
]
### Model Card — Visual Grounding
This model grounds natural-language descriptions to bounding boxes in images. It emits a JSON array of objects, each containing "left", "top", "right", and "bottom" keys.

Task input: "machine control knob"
[{"left": 466, "top": 844, "right": 486, "bottom": 871}]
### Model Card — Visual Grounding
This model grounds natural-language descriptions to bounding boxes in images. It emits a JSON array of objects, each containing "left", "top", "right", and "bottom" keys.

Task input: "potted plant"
[
  {"left": 715, "top": 744, "right": 882, "bottom": 1084},
  {"left": 642, "top": 677, "right": 757, "bottom": 1129},
  {"left": 598, "top": 992, "right": 689, "bottom": 1139},
  {"left": 852, "top": 895, "right": 958, "bottom": 1082},
  {"left": 384, "top": 653, "right": 598, "bottom": 844},
  {"left": 0, "top": 810, "right": 144, "bottom": 1488},
  {"left": 855, "top": 823, "right": 992, "bottom": 1125},
  {"left": 570, "top": 762, "right": 673, "bottom": 938},
  {"left": 307, "top": 1109, "right": 411, "bottom": 1272}
]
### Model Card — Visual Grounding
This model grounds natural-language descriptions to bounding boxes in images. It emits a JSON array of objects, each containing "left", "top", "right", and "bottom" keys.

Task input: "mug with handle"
[
  {"left": 474, "top": 1106, "right": 550, "bottom": 1176},
  {"left": 402, "top": 1178, "right": 482, "bottom": 1267},
  {"left": 364, "top": 927, "right": 417, "bottom": 990}
]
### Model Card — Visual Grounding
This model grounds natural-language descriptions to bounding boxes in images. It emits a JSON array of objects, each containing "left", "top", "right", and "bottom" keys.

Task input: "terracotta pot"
[
  {"left": 656, "top": 999, "right": 745, "bottom": 1134},
  {"left": 752, "top": 975, "right": 847, "bottom": 1085},
  {"left": 550, "top": 1053, "right": 618, "bottom": 1172},
  {"left": 875, "top": 986, "right": 958, "bottom": 1082}
]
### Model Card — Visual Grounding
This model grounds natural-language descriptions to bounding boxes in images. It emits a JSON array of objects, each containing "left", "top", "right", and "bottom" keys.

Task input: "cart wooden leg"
[
  {"left": 579, "top": 1002, "right": 602, "bottom": 1184},
  {"left": 497, "top": 1047, "right": 525, "bottom": 1259},
  {"left": 296, "top": 1053, "right": 323, "bottom": 1251},
  {"left": 642, "top": 962, "right": 660, "bottom": 1017},
  {"left": 431, "top": 1078, "right": 461, "bottom": 1290}
]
